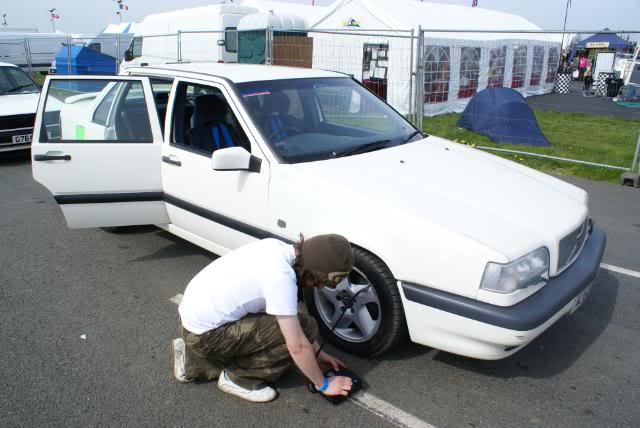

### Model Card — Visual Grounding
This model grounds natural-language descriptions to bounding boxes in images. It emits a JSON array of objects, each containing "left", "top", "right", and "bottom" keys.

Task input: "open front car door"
[{"left": 32, "top": 75, "right": 169, "bottom": 228}]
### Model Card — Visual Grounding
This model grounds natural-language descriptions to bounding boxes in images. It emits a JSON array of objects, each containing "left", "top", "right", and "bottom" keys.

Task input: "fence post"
[
  {"left": 24, "top": 38, "right": 33, "bottom": 76},
  {"left": 631, "top": 132, "right": 640, "bottom": 174},
  {"left": 265, "top": 27, "right": 273, "bottom": 65},
  {"left": 415, "top": 26, "right": 424, "bottom": 133},
  {"left": 408, "top": 28, "right": 415, "bottom": 126},
  {"left": 177, "top": 31, "right": 182, "bottom": 63},
  {"left": 66, "top": 37, "right": 71, "bottom": 75},
  {"left": 116, "top": 35, "right": 121, "bottom": 74}
]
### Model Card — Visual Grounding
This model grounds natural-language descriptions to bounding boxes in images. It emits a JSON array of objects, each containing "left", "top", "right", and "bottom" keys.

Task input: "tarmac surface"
[
  {"left": 527, "top": 81, "right": 640, "bottom": 120},
  {"left": 1, "top": 155, "right": 639, "bottom": 427}
]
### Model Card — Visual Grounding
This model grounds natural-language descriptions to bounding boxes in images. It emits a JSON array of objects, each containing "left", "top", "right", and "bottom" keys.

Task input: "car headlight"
[{"left": 480, "top": 247, "right": 550, "bottom": 294}]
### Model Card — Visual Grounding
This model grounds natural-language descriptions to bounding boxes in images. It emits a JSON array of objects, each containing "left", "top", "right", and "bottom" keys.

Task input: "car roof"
[
  {"left": 0, "top": 62, "right": 19, "bottom": 68},
  {"left": 123, "top": 62, "right": 346, "bottom": 83}
]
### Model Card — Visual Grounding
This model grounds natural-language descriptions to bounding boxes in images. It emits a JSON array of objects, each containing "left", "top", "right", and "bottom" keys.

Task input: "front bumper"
[{"left": 399, "top": 225, "right": 606, "bottom": 360}]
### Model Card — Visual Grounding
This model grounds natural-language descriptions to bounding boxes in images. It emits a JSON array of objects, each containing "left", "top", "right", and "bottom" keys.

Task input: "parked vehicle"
[
  {"left": 123, "top": 4, "right": 258, "bottom": 66},
  {"left": 0, "top": 62, "right": 40, "bottom": 154},
  {"left": 31, "top": 63, "right": 605, "bottom": 359},
  {"left": 0, "top": 31, "right": 69, "bottom": 72}
]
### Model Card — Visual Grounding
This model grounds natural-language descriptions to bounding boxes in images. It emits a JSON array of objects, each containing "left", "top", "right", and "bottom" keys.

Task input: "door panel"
[
  {"left": 161, "top": 78, "right": 270, "bottom": 251},
  {"left": 32, "top": 75, "right": 169, "bottom": 228}
]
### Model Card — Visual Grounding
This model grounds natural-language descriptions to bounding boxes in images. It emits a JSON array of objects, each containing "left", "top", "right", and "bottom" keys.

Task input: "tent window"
[
  {"left": 488, "top": 46, "right": 507, "bottom": 88},
  {"left": 546, "top": 48, "right": 560, "bottom": 83},
  {"left": 511, "top": 45, "right": 527, "bottom": 88},
  {"left": 459, "top": 47, "right": 481, "bottom": 98},
  {"left": 530, "top": 46, "right": 545, "bottom": 86},
  {"left": 424, "top": 46, "right": 450, "bottom": 103}
]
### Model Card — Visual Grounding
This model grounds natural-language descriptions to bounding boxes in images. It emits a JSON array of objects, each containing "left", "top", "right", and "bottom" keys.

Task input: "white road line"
[
  {"left": 349, "top": 391, "right": 435, "bottom": 428},
  {"left": 169, "top": 293, "right": 183, "bottom": 305},
  {"left": 600, "top": 264, "right": 640, "bottom": 279},
  {"left": 168, "top": 294, "right": 435, "bottom": 428}
]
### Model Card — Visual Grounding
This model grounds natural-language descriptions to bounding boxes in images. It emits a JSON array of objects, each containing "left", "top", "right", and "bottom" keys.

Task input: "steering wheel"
[{"left": 269, "top": 126, "right": 301, "bottom": 140}]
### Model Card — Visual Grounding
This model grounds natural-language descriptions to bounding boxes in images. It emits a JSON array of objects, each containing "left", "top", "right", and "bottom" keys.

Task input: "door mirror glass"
[{"left": 211, "top": 146, "right": 260, "bottom": 172}]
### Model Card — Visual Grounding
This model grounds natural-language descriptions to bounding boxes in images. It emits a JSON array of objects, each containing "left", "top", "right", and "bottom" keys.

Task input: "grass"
[
  {"left": 423, "top": 110, "right": 640, "bottom": 183},
  {"left": 31, "top": 73, "right": 46, "bottom": 86}
]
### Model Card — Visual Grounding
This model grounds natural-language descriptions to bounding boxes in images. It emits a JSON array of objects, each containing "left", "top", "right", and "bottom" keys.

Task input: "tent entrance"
[{"left": 362, "top": 43, "right": 388, "bottom": 100}]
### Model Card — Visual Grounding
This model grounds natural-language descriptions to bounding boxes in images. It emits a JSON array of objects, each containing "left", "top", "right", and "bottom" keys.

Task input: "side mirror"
[
  {"left": 124, "top": 49, "right": 133, "bottom": 62},
  {"left": 211, "top": 147, "right": 261, "bottom": 173}
]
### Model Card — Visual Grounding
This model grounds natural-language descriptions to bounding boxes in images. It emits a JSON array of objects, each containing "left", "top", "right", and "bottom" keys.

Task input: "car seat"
[
  {"left": 262, "top": 91, "right": 301, "bottom": 141},
  {"left": 187, "top": 94, "right": 248, "bottom": 153}
]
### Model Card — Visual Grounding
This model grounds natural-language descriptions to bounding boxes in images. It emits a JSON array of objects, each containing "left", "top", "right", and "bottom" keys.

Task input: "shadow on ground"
[
  {"left": 131, "top": 229, "right": 219, "bottom": 263},
  {"left": 430, "top": 269, "right": 619, "bottom": 379}
]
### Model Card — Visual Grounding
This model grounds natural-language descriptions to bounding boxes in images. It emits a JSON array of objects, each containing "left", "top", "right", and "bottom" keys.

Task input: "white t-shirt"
[{"left": 179, "top": 238, "right": 299, "bottom": 334}]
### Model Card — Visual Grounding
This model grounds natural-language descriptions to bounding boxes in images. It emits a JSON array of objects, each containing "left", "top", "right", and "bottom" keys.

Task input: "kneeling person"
[{"left": 174, "top": 234, "right": 354, "bottom": 402}]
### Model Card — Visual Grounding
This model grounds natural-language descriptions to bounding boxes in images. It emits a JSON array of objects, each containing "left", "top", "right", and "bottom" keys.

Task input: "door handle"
[
  {"left": 162, "top": 155, "right": 182, "bottom": 167},
  {"left": 34, "top": 154, "right": 71, "bottom": 161}
]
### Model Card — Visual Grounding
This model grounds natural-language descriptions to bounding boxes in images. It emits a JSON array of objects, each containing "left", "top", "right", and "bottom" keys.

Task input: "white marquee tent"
[{"left": 307, "top": 0, "right": 562, "bottom": 115}]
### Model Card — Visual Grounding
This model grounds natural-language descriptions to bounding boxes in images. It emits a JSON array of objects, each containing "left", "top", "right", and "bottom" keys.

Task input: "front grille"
[
  {"left": 0, "top": 113, "right": 36, "bottom": 131},
  {"left": 557, "top": 218, "right": 589, "bottom": 271}
]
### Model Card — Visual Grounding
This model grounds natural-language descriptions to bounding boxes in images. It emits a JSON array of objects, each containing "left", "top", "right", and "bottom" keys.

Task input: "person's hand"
[
  {"left": 317, "top": 350, "right": 346, "bottom": 371},
  {"left": 321, "top": 375, "right": 352, "bottom": 396}
]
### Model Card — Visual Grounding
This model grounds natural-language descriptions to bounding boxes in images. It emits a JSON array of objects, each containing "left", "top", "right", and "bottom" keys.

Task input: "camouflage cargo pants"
[{"left": 182, "top": 311, "right": 318, "bottom": 389}]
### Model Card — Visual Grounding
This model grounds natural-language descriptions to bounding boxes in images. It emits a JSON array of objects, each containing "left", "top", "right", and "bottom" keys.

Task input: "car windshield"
[
  {"left": 236, "top": 77, "right": 422, "bottom": 163},
  {"left": 0, "top": 66, "right": 39, "bottom": 95}
]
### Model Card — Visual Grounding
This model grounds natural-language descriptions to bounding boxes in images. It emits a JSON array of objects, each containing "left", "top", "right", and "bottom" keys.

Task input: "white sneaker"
[
  {"left": 217, "top": 370, "right": 277, "bottom": 403},
  {"left": 172, "top": 338, "right": 193, "bottom": 383}
]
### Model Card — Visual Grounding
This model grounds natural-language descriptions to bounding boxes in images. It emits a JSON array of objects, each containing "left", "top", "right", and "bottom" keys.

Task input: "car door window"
[
  {"left": 42, "top": 79, "right": 154, "bottom": 142},
  {"left": 171, "top": 81, "right": 250, "bottom": 156}
]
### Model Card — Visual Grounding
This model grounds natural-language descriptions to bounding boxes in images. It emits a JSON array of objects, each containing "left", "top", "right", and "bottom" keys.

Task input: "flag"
[
  {"left": 472, "top": 0, "right": 478, "bottom": 7},
  {"left": 51, "top": 13, "right": 60, "bottom": 19}
]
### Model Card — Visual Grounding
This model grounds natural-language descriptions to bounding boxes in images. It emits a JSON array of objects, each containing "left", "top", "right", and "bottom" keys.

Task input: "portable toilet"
[{"left": 237, "top": 11, "right": 311, "bottom": 67}]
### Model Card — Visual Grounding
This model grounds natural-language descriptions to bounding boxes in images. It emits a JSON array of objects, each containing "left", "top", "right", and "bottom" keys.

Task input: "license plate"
[
  {"left": 570, "top": 284, "right": 593, "bottom": 314},
  {"left": 12, "top": 134, "right": 32, "bottom": 144}
]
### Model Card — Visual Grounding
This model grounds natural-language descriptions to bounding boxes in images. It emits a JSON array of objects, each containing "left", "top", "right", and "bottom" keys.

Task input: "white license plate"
[
  {"left": 570, "top": 284, "right": 593, "bottom": 314},
  {"left": 12, "top": 134, "right": 32, "bottom": 144}
]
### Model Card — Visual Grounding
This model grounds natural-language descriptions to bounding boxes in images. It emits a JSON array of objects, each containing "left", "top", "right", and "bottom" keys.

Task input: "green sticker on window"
[{"left": 75, "top": 125, "right": 85, "bottom": 140}]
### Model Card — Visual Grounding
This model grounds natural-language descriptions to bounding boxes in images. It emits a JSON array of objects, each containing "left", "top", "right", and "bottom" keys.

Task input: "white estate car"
[
  {"left": 0, "top": 62, "right": 41, "bottom": 154},
  {"left": 32, "top": 64, "right": 606, "bottom": 359}
]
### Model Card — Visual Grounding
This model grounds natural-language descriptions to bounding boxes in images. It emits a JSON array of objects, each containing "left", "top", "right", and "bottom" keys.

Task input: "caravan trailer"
[{"left": 123, "top": 4, "right": 259, "bottom": 66}]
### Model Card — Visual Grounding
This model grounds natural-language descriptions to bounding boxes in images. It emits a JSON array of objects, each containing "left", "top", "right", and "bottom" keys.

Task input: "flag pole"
[{"left": 561, "top": 0, "right": 571, "bottom": 54}]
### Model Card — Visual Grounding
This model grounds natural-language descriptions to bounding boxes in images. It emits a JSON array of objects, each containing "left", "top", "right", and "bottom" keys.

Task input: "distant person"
[
  {"left": 583, "top": 64, "right": 594, "bottom": 90},
  {"left": 578, "top": 55, "right": 589, "bottom": 81},
  {"left": 173, "top": 234, "right": 354, "bottom": 403}
]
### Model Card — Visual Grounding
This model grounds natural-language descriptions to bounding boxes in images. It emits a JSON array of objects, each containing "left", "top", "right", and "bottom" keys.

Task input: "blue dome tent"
[{"left": 457, "top": 87, "right": 550, "bottom": 147}]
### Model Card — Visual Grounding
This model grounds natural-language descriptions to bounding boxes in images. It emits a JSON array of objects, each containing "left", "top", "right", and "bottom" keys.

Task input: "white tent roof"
[
  {"left": 102, "top": 22, "right": 138, "bottom": 34},
  {"left": 310, "top": 0, "right": 558, "bottom": 42}
]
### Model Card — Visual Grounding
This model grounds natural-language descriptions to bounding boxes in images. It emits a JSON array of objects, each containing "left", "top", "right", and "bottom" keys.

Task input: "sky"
[{"left": 1, "top": 0, "right": 639, "bottom": 34}]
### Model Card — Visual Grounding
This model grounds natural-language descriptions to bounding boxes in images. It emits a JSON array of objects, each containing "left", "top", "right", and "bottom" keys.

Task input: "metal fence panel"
[{"left": 417, "top": 29, "right": 640, "bottom": 183}]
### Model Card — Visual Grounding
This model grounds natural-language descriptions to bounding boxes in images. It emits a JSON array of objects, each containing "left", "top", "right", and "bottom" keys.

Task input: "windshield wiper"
[
  {"left": 5, "top": 84, "right": 36, "bottom": 94},
  {"left": 333, "top": 139, "right": 390, "bottom": 158},
  {"left": 399, "top": 130, "right": 424, "bottom": 146}
]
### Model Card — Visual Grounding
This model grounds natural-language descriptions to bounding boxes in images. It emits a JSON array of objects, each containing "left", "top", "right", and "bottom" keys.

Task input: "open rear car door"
[{"left": 32, "top": 75, "right": 169, "bottom": 228}]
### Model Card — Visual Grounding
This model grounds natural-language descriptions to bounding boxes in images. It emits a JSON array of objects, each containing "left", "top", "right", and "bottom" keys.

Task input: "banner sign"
[{"left": 586, "top": 42, "right": 610, "bottom": 49}]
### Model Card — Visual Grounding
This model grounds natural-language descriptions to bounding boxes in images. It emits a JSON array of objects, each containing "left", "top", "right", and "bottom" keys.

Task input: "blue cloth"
[
  {"left": 457, "top": 87, "right": 550, "bottom": 147},
  {"left": 54, "top": 45, "right": 117, "bottom": 76}
]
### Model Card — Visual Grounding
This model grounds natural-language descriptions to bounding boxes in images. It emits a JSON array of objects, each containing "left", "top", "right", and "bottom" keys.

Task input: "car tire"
[{"left": 304, "top": 247, "right": 407, "bottom": 356}]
